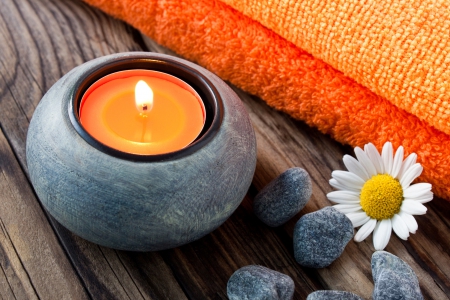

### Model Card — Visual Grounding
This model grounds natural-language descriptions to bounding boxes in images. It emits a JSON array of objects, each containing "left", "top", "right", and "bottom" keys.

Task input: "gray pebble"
[
  {"left": 372, "top": 251, "right": 423, "bottom": 300},
  {"left": 293, "top": 207, "right": 353, "bottom": 268},
  {"left": 254, "top": 168, "right": 312, "bottom": 227},
  {"left": 307, "top": 290, "right": 364, "bottom": 300},
  {"left": 227, "top": 265, "right": 294, "bottom": 300}
]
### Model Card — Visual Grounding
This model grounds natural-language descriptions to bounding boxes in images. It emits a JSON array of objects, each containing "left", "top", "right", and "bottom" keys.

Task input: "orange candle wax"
[{"left": 79, "top": 70, "right": 205, "bottom": 155}]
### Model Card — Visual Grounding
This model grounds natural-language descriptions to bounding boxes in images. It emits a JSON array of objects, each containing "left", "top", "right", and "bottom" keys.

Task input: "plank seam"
[
  {"left": 0, "top": 124, "right": 93, "bottom": 300},
  {"left": 0, "top": 218, "right": 39, "bottom": 299}
]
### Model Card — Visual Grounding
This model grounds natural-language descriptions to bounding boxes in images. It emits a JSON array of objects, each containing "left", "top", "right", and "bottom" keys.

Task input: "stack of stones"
[
  {"left": 227, "top": 168, "right": 424, "bottom": 299},
  {"left": 253, "top": 167, "right": 353, "bottom": 268}
]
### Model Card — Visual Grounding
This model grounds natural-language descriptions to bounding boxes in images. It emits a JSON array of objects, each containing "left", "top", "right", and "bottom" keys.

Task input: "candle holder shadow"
[{"left": 26, "top": 52, "right": 257, "bottom": 251}]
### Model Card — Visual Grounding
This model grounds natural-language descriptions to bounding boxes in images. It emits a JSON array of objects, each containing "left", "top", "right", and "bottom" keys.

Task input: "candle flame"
[{"left": 135, "top": 80, "right": 154, "bottom": 114}]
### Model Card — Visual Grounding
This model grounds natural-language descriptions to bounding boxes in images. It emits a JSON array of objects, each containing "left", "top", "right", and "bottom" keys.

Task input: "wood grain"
[
  {"left": 0, "top": 128, "right": 89, "bottom": 299},
  {"left": 0, "top": 0, "right": 186, "bottom": 298},
  {"left": 0, "top": 0, "right": 448, "bottom": 299}
]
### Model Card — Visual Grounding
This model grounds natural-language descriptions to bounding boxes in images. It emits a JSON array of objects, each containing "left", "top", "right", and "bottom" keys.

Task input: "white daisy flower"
[{"left": 327, "top": 142, "right": 433, "bottom": 250}]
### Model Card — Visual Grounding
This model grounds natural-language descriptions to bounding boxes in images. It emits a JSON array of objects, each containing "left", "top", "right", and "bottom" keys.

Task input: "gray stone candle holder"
[{"left": 26, "top": 52, "right": 257, "bottom": 251}]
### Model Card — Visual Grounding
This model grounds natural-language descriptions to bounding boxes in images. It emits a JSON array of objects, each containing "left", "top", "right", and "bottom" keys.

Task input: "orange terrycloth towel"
[
  {"left": 222, "top": 0, "right": 450, "bottom": 136},
  {"left": 83, "top": 0, "right": 450, "bottom": 202}
]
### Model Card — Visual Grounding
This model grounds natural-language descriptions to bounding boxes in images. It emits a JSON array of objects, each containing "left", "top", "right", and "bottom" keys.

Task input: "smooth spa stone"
[
  {"left": 227, "top": 265, "right": 294, "bottom": 300},
  {"left": 253, "top": 167, "right": 312, "bottom": 227},
  {"left": 293, "top": 207, "right": 354, "bottom": 268},
  {"left": 372, "top": 251, "right": 423, "bottom": 300},
  {"left": 26, "top": 52, "right": 257, "bottom": 251},
  {"left": 307, "top": 290, "right": 364, "bottom": 300}
]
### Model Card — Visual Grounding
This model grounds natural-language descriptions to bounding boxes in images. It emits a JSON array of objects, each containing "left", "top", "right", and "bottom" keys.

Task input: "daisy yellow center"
[{"left": 360, "top": 174, "right": 403, "bottom": 220}]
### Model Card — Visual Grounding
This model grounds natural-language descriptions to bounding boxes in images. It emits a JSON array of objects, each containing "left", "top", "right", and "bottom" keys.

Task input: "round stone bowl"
[{"left": 26, "top": 52, "right": 257, "bottom": 251}]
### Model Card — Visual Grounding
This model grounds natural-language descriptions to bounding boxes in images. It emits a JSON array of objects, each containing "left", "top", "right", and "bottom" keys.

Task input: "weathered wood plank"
[
  {"left": 0, "top": 0, "right": 187, "bottom": 298},
  {"left": 0, "top": 218, "right": 37, "bottom": 300},
  {"left": 0, "top": 128, "right": 89, "bottom": 299},
  {"left": 160, "top": 196, "right": 324, "bottom": 299},
  {"left": 54, "top": 230, "right": 188, "bottom": 300},
  {"left": 115, "top": 251, "right": 189, "bottom": 300}
]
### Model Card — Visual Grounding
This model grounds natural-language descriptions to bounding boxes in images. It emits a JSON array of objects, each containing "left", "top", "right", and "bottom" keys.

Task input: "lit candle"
[{"left": 79, "top": 70, "right": 205, "bottom": 155}]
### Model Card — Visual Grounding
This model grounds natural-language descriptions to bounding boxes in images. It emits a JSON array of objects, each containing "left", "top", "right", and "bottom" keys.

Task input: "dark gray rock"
[
  {"left": 254, "top": 168, "right": 312, "bottom": 227},
  {"left": 227, "top": 265, "right": 294, "bottom": 300},
  {"left": 293, "top": 207, "right": 353, "bottom": 268},
  {"left": 372, "top": 251, "right": 423, "bottom": 300},
  {"left": 307, "top": 290, "right": 364, "bottom": 300}
]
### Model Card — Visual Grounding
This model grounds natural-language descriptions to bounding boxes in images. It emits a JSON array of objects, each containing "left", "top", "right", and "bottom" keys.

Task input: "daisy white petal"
[
  {"left": 332, "top": 170, "right": 365, "bottom": 190},
  {"left": 329, "top": 179, "right": 360, "bottom": 192},
  {"left": 399, "top": 163, "right": 423, "bottom": 189},
  {"left": 355, "top": 147, "right": 377, "bottom": 177},
  {"left": 343, "top": 155, "right": 370, "bottom": 181},
  {"left": 328, "top": 141, "right": 431, "bottom": 251},
  {"left": 373, "top": 219, "right": 392, "bottom": 250},
  {"left": 403, "top": 183, "right": 432, "bottom": 198},
  {"left": 392, "top": 214, "right": 409, "bottom": 240},
  {"left": 381, "top": 142, "right": 393, "bottom": 175},
  {"left": 354, "top": 218, "right": 377, "bottom": 242},
  {"left": 404, "top": 192, "right": 433, "bottom": 203},
  {"left": 365, "top": 143, "right": 384, "bottom": 174},
  {"left": 327, "top": 191, "right": 361, "bottom": 204},
  {"left": 398, "top": 211, "right": 418, "bottom": 234},
  {"left": 390, "top": 146, "right": 404, "bottom": 178},
  {"left": 346, "top": 211, "right": 371, "bottom": 227},
  {"left": 400, "top": 200, "right": 427, "bottom": 215},
  {"left": 397, "top": 153, "right": 417, "bottom": 179},
  {"left": 334, "top": 204, "right": 363, "bottom": 214}
]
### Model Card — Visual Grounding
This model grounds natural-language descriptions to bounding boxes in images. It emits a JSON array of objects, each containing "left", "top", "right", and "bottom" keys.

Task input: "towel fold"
[
  {"left": 221, "top": 0, "right": 450, "bottom": 136},
  {"left": 83, "top": 0, "right": 450, "bottom": 202}
]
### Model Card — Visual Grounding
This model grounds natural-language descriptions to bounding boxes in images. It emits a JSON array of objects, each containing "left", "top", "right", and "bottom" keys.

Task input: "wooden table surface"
[{"left": 0, "top": 0, "right": 449, "bottom": 299}]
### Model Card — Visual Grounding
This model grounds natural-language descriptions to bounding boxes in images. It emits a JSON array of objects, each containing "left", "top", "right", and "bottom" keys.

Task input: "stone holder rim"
[{"left": 68, "top": 56, "right": 224, "bottom": 162}]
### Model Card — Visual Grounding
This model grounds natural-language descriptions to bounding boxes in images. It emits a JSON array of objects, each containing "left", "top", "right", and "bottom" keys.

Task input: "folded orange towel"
[
  {"left": 83, "top": 0, "right": 450, "bottom": 202},
  {"left": 222, "top": 0, "right": 450, "bottom": 136}
]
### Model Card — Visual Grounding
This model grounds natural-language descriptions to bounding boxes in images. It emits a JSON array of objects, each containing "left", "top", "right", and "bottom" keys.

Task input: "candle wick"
[{"left": 142, "top": 104, "right": 148, "bottom": 111}]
